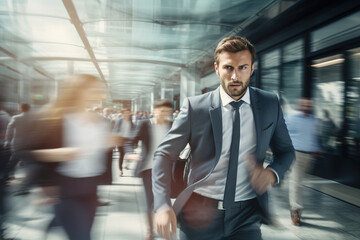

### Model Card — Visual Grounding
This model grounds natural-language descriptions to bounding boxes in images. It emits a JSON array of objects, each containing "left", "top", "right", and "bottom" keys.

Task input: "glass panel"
[
  {"left": 0, "top": 64, "right": 23, "bottom": 80},
  {"left": 0, "top": 0, "right": 69, "bottom": 19},
  {"left": 261, "top": 49, "right": 280, "bottom": 94},
  {"left": 92, "top": 46, "right": 203, "bottom": 65},
  {"left": 311, "top": 11, "right": 360, "bottom": 52},
  {"left": 312, "top": 54, "right": 344, "bottom": 154},
  {"left": 99, "top": 62, "right": 179, "bottom": 100},
  {"left": 347, "top": 48, "right": 360, "bottom": 159},
  {"left": 99, "top": 62, "right": 179, "bottom": 80},
  {"left": 0, "top": 14, "right": 86, "bottom": 59},
  {"left": 281, "top": 61, "right": 302, "bottom": 112},
  {"left": 261, "top": 68, "right": 279, "bottom": 95},
  {"left": 85, "top": 20, "right": 230, "bottom": 62},
  {"left": 0, "top": 15, "right": 82, "bottom": 46},
  {"left": 31, "top": 61, "right": 100, "bottom": 79},
  {"left": 283, "top": 39, "right": 304, "bottom": 63},
  {"left": 262, "top": 49, "right": 280, "bottom": 68}
]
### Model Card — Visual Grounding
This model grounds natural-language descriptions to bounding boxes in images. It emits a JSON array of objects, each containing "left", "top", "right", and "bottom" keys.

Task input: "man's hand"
[
  {"left": 247, "top": 157, "right": 276, "bottom": 195},
  {"left": 155, "top": 207, "right": 177, "bottom": 240}
]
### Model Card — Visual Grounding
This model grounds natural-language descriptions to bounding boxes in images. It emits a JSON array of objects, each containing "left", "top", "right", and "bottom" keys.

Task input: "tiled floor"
[{"left": 3, "top": 154, "right": 360, "bottom": 240}]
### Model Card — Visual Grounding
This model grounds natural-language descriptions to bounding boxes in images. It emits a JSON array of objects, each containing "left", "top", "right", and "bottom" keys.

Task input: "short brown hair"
[
  {"left": 214, "top": 36, "right": 256, "bottom": 66},
  {"left": 20, "top": 103, "right": 30, "bottom": 112},
  {"left": 154, "top": 99, "right": 173, "bottom": 109}
]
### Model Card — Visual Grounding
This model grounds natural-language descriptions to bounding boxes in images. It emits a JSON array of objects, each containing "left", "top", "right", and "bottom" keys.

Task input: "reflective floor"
[{"left": 3, "top": 153, "right": 360, "bottom": 240}]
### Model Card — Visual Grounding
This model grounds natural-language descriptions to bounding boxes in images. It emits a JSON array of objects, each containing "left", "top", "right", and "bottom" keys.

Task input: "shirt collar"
[{"left": 219, "top": 85, "right": 251, "bottom": 107}]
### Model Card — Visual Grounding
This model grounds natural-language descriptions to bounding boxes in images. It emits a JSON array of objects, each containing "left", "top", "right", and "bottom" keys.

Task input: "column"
[{"left": 180, "top": 66, "right": 201, "bottom": 104}]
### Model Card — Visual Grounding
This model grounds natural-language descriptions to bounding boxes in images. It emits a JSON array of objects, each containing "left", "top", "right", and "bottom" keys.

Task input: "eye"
[
  {"left": 239, "top": 65, "right": 248, "bottom": 70},
  {"left": 224, "top": 65, "right": 233, "bottom": 71}
]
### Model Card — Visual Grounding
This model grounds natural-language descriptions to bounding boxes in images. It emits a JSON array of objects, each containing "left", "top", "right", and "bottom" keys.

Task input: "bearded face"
[{"left": 215, "top": 50, "right": 254, "bottom": 101}]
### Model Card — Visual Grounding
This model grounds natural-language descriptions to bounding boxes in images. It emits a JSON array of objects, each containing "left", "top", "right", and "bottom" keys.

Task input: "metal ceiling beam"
[
  {"left": 21, "top": 56, "right": 186, "bottom": 68},
  {"left": 62, "top": 0, "right": 105, "bottom": 83},
  {"left": 82, "top": 18, "right": 235, "bottom": 28}
]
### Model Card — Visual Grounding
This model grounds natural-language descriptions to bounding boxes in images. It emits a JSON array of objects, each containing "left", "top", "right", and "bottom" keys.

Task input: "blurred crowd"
[
  {"left": 0, "top": 74, "right": 178, "bottom": 240},
  {"left": 0, "top": 73, "right": 353, "bottom": 240}
]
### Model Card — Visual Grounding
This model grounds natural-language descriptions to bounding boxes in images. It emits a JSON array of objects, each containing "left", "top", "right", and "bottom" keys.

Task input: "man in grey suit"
[
  {"left": 152, "top": 36, "right": 295, "bottom": 240},
  {"left": 4, "top": 103, "right": 33, "bottom": 195},
  {"left": 0, "top": 104, "right": 11, "bottom": 239},
  {"left": 112, "top": 109, "right": 136, "bottom": 176},
  {"left": 4, "top": 103, "right": 31, "bottom": 151}
]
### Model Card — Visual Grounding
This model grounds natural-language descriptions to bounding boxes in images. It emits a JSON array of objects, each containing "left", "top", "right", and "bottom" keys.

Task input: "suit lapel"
[
  {"left": 209, "top": 88, "right": 223, "bottom": 164},
  {"left": 249, "top": 88, "right": 262, "bottom": 162}
]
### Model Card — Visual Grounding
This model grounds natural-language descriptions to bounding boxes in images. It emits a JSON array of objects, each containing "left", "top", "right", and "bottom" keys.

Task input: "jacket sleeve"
[
  {"left": 112, "top": 118, "right": 120, "bottom": 133},
  {"left": 152, "top": 98, "right": 191, "bottom": 211},
  {"left": 4, "top": 116, "right": 15, "bottom": 145}
]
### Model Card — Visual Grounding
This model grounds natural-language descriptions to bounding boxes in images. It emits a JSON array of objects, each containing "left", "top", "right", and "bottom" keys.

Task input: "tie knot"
[{"left": 229, "top": 100, "right": 243, "bottom": 110}]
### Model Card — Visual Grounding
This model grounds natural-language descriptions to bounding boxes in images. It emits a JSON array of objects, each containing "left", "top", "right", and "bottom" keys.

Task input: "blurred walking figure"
[
  {"left": 4, "top": 103, "right": 33, "bottom": 195},
  {"left": 4, "top": 103, "right": 31, "bottom": 151},
  {"left": 29, "top": 74, "right": 121, "bottom": 240},
  {"left": 112, "top": 108, "right": 135, "bottom": 176},
  {"left": 286, "top": 98, "right": 320, "bottom": 226},
  {"left": 133, "top": 99, "right": 173, "bottom": 240},
  {"left": 0, "top": 104, "right": 11, "bottom": 240},
  {"left": 318, "top": 109, "right": 338, "bottom": 154}
]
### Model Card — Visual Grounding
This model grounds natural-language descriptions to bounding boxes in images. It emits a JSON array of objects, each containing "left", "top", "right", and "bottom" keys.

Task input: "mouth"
[{"left": 229, "top": 83, "right": 241, "bottom": 88}]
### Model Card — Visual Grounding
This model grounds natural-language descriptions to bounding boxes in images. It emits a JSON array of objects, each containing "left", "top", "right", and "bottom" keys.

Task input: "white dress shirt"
[
  {"left": 57, "top": 113, "right": 109, "bottom": 178},
  {"left": 194, "top": 86, "right": 257, "bottom": 201}
]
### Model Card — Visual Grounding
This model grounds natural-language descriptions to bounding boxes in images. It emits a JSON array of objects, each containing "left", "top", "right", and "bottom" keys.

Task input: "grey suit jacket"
[
  {"left": 152, "top": 87, "right": 295, "bottom": 220},
  {"left": 5, "top": 112, "right": 35, "bottom": 151}
]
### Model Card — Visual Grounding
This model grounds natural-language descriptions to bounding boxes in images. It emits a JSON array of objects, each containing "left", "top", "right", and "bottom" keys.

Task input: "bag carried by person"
[{"left": 170, "top": 145, "right": 191, "bottom": 198}]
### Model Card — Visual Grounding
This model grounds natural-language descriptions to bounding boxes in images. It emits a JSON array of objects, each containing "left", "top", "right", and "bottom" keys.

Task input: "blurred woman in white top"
[{"left": 32, "top": 74, "right": 121, "bottom": 240}]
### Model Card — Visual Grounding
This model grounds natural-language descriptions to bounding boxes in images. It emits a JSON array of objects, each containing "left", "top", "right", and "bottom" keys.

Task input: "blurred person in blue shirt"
[{"left": 286, "top": 98, "right": 320, "bottom": 226}]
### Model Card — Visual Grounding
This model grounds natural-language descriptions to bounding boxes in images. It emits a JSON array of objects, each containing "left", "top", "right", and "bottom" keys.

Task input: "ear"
[
  {"left": 251, "top": 63, "right": 255, "bottom": 76},
  {"left": 214, "top": 62, "right": 220, "bottom": 76}
]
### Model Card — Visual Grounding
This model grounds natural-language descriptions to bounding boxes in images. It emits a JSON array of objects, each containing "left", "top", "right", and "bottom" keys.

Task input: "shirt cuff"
[{"left": 267, "top": 167, "right": 280, "bottom": 185}]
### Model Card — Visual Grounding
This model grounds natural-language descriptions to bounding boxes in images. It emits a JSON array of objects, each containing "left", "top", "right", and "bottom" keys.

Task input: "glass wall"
[
  {"left": 257, "top": 6, "right": 360, "bottom": 188},
  {"left": 310, "top": 54, "right": 345, "bottom": 179},
  {"left": 311, "top": 11, "right": 360, "bottom": 52},
  {"left": 260, "top": 39, "right": 303, "bottom": 114},
  {"left": 261, "top": 49, "right": 280, "bottom": 94},
  {"left": 312, "top": 54, "right": 345, "bottom": 126},
  {"left": 346, "top": 48, "right": 360, "bottom": 161},
  {"left": 281, "top": 39, "right": 303, "bottom": 112}
]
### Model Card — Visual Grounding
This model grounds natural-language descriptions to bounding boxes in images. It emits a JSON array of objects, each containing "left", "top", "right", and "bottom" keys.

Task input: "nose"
[{"left": 231, "top": 70, "right": 238, "bottom": 81}]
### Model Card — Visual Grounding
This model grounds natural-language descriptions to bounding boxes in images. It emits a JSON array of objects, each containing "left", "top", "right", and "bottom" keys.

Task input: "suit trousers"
[
  {"left": 55, "top": 175, "right": 99, "bottom": 240},
  {"left": 118, "top": 146, "right": 125, "bottom": 171},
  {"left": 179, "top": 193, "right": 262, "bottom": 240},
  {"left": 0, "top": 145, "right": 11, "bottom": 236},
  {"left": 289, "top": 151, "right": 314, "bottom": 210},
  {"left": 141, "top": 169, "right": 154, "bottom": 213}
]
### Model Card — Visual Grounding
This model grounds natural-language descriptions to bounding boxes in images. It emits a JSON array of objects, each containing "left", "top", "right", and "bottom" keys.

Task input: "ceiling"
[{"left": 0, "top": 0, "right": 297, "bottom": 101}]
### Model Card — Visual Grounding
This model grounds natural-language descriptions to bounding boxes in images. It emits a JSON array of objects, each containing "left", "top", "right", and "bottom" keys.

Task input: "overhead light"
[{"left": 311, "top": 58, "right": 345, "bottom": 68}]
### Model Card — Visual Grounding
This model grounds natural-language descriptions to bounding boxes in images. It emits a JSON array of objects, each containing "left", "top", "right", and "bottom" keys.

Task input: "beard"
[{"left": 220, "top": 76, "right": 250, "bottom": 100}]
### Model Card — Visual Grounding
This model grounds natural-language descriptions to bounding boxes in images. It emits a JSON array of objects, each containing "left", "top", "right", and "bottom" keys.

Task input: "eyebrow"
[{"left": 222, "top": 63, "right": 250, "bottom": 68}]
